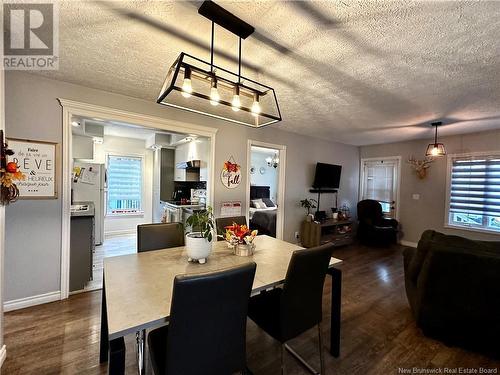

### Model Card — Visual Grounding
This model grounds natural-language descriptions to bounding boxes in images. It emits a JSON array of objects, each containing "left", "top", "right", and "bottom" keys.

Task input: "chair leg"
[
  {"left": 318, "top": 324, "right": 325, "bottom": 375},
  {"left": 281, "top": 343, "right": 286, "bottom": 375}
]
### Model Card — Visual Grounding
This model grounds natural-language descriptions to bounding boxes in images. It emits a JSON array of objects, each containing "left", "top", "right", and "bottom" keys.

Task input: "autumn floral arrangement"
[
  {"left": 0, "top": 133, "right": 25, "bottom": 205},
  {"left": 224, "top": 223, "right": 258, "bottom": 256},
  {"left": 223, "top": 160, "right": 240, "bottom": 173}
]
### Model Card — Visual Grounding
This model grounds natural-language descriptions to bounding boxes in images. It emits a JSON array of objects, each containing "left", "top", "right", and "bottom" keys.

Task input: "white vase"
[{"left": 185, "top": 232, "right": 213, "bottom": 264}]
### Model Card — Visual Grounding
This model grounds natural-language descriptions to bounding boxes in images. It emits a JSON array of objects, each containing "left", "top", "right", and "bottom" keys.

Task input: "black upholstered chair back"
[
  {"left": 137, "top": 223, "right": 184, "bottom": 252},
  {"left": 215, "top": 216, "right": 247, "bottom": 240},
  {"left": 165, "top": 263, "right": 257, "bottom": 375},
  {"left": 280, "top": 243, "right": 334, "bottom": 341},
  {"left": 357, "top": 199, "right": 383, "bottom": 225}
]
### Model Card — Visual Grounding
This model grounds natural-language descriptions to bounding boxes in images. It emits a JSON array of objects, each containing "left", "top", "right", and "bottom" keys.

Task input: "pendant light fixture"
[
  {"left": 425, "top": 121, "right": 446, "bottom": 157},
  {"left": 266, "top": 151, "right": 279, "bottom": 168},
  {"left": 157, "top": 1, "right": 281, "bottom": 128}
]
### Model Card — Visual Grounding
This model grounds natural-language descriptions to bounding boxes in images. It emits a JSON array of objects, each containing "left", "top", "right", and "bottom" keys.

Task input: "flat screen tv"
[{"left": 312, "top": 162, "right": 342, "bottom": 189}]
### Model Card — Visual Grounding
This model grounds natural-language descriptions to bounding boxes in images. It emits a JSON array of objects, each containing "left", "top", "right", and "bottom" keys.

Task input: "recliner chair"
[{"left": 357, "top": 199, "right": 398, "bottom": 246}]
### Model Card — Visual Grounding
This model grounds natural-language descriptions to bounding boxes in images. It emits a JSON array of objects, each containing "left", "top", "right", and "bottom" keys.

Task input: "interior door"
[{"left": 361, "top": 159, "right": 399, "bottom": 219}]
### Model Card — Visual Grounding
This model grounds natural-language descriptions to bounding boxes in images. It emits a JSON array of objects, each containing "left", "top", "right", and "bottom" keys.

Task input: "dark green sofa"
[{"left": 403, "top": 230, "right": 500, "bottom": 357}]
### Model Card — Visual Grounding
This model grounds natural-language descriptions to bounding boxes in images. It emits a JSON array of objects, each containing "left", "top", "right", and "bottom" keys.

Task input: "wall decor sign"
[
  {"left": 221, "top": 156, "right": 241, "bottom": 189},
  {"left": 220, "top": 201, "right": 242, "bottom": 217},
  {"left": 7, "top": 138, "right": 58, "bottom": 199}
]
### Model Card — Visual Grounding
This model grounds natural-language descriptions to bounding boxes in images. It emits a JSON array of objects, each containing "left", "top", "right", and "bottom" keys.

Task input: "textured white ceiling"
[{"left": 35, "top": 1, "right": 500, "bottom": 145}]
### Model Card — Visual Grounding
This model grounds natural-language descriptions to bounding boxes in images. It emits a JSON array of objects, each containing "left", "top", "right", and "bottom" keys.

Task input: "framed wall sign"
[
  {"left": 7, "top": 138, "right": 59, "bottom": 199},
  {"left": 221, "top": 156, "right": 242, "bottom": 189}
]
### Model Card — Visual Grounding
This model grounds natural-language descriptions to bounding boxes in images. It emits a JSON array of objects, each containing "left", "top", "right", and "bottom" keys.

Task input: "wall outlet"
[
  {"left": 412, "top": 194, "right": 420, "bottom": 200},
  {"left": 294, "top": 231, "right": 300, "bottom": 240}
]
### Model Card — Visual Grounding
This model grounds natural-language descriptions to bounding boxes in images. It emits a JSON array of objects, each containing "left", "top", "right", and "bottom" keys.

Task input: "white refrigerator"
[{"left": 72, "top": 162, "right": 106, "bottom": 245}]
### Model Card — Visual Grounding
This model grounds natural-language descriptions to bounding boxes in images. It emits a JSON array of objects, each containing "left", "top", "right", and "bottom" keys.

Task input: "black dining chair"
[
  {"left": 147, "top": 263, "right": 257, "bottom": 375},
  {"left": 248, "top": 243, "right": 335, "bottom": 375},
  {"left": 137, "top": 222, "right": 184, "bottom": 252},
  {"left": 135, "top": 222, "right": 185, "bottom": 373},
  {"left": 215, "top": 216, "right": 248, "bottom": 241}
]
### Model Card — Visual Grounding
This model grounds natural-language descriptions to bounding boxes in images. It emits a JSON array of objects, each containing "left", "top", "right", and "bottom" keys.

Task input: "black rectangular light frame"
[{"left": 157, "top": 52, "right": 282, "bottom": 128}]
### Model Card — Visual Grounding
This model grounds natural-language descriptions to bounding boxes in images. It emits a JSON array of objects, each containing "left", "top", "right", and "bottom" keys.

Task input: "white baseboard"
[
  {"left": 104, "top": 229, "right": 136, "bottom": 239},
  {"left": 400, "top": 240, "right": 418, "bottom": 248},
  {"left": 0, "top": 345, "right": 6, "bottom": 368},
  {"left": 4, "top": 291, "right": 61, "bottom": 312}
]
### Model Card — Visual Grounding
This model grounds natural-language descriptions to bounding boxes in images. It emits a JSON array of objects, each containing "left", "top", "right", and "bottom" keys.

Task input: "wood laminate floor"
[
  {"left": 84, "top": 234, "right": 137, "bottom": 292},
  {"left": 4, "top": 244, "right": 500, "bottom": 374}
]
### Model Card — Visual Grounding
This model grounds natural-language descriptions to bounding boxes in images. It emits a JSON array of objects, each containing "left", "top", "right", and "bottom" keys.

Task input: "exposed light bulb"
[
  {"left": 251, "top": 93, "right": 261, "bottom": 116},
  {"left": 210, "top": 78, "right": 220, "bottom": 106},
  {"left": 181, "top": 68, "right": 192, "bottom": 98},
  {"left": 181, "top": 79, "right": 192, "bottom": 98},
  {"left": 431, "top": 147, "right": 439, "bottom": 156},
  {"left": 231, "top": 85, "right": 241, "bottom": 112}
]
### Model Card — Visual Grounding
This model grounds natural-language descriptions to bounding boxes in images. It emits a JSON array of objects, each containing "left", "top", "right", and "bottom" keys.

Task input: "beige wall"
[
  {"left": 360, "top": 129, "right": 500, "bottom": 244},
  {"left": 4, "top": 71, "right": 359, "bottom": 302}
]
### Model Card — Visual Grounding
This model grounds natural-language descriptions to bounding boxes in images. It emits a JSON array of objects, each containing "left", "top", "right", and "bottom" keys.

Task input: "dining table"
[{"left": 99, "top": 235, "right": 343, "bottom": 374}]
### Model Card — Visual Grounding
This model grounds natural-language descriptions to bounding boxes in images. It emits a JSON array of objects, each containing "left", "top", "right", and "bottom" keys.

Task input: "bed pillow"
[
  {"left": 262, "top": 198, "right": 276, "bottom": 208},
  {"left": 251, "top": 199, "right": 267, "bottom": 209}
]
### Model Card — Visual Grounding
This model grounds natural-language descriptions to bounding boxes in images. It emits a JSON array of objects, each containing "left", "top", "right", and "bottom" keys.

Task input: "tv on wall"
[{"left": 312, "top": 162, "right": 342, "bottom": 189}]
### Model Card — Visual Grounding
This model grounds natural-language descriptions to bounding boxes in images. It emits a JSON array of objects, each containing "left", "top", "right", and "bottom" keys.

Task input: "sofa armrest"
[{"left": 403, "top": 246, "right": 415, "bottom": 271}]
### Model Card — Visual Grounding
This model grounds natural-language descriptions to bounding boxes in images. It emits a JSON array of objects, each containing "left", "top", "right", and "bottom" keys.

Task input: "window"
[
  {"left": 106, "top": 154, "right": 143, "bottom": 215},
  {"left": 446, "top": 153, "right": 500, "bottom": 233}
]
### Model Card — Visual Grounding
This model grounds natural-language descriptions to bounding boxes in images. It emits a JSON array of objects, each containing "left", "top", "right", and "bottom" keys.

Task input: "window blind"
[
  {"left": 107, "top": 155, "right": 143, "bottom": 214},
  {"left": 450, "top": 156, "right": 500, "bottom": 217}
]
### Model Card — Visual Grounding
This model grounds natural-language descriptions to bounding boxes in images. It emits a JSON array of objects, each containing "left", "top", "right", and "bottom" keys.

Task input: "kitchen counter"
[
  {"left": 164, "top": 201, "right": 205, "bottom": 209},
  {"left": 71, "top": 201, "right": 95, "bottom": 217}
]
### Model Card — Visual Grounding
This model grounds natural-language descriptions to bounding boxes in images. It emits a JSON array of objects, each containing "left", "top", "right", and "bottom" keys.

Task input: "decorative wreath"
[{"left": 0, "top": 132, "right": 25, "bottom": 205}]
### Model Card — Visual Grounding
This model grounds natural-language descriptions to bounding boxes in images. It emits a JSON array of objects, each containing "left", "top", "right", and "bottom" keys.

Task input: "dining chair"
[
  {"left": 135, "top": 222, "right": 185, "bottom": 374},
  {"left": 137, "top": 222, "right": 184, "bottom": 252},
  {"left": 147, "top": 263, "right": 257, "bottom": 375},
  {"left": 216, "top": 216, "right": 247, "bottom": 241},
  {"left": 248, "top": 243, "right": 335, "bottom": 375}
]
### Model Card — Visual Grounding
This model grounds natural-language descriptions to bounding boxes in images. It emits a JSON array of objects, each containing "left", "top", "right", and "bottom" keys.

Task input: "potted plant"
[
  {"left": 300, "top": 198, "right": 317, "bottom": 222},
  {"left": 185, "top": 206, "right": 215, "bottom": 264}
]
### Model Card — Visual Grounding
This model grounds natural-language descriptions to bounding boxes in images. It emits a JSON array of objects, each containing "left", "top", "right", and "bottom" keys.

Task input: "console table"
[{"left": 301, "top": 219, "right": 354, "bottom": 248}]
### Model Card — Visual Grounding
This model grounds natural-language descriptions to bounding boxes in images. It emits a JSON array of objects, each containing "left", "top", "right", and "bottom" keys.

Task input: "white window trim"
[
  {"left": 359, "top": 156, "right": 402, "bottom": 221},
  {"left": 444, "top": 150, "right": 500, "bottom": 235},
  {"left": 105, "top": 151, "right": 145, "bottom": 217}
]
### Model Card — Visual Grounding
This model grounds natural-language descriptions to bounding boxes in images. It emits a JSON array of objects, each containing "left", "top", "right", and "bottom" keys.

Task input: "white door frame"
[
  {"left": 58, "top": 99, "right": 218, "bottom": 299},
  {"left": 359, "top": 156, "right": 402, "bottom": 221},
  {"left": 246, "top": 140, "right": 286, "bottom": 240}
]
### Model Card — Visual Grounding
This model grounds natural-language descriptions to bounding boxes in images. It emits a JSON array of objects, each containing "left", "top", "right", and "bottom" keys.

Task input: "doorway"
[
  {"left": 70, "top": 116, "right": 212, "bottom": 293},
  {"left": 360, "top": 157, "right": 401, "bottom": 220},
  {"left": 246, "top": 140, "right": 286, "bottom": 239},
  {"left": 59, "top": 99, "right": 217, "bottom": 299}
]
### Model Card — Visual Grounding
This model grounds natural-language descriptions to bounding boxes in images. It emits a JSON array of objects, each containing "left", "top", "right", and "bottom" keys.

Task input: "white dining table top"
[{"left": 104, "top": 235, "right": 343, "bottom": 339}]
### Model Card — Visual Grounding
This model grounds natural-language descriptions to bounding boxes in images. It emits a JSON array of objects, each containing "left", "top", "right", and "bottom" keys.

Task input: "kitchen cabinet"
[
  {"left": 73, "top": 135, "right": 94, "bottom": 159},
  {"left": 173, "top": 139, "right": 210, "bottom": 182},
  {"left": 198, "top": 139, "right": 209, "bottom": 182},
  {"left": 70, "top": 205, "right": 95, "bottom": 292}
]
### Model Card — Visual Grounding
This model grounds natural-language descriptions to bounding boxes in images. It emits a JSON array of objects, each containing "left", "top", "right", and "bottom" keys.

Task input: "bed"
[{"left": 249, "top": 186, "right": 277, "bottom": 237}]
